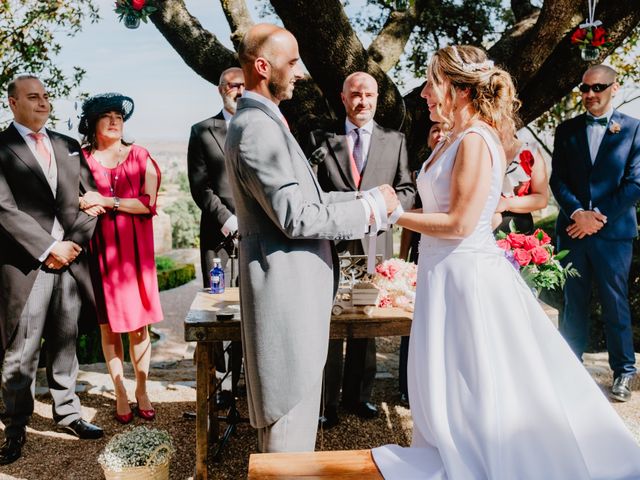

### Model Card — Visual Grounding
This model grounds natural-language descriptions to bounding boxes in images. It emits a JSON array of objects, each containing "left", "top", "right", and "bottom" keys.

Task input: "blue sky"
[{"left": 51, "top": 0, "right": 638, "bottom": 143}]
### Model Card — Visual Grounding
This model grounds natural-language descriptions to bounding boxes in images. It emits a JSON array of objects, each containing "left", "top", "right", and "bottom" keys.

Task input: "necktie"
[
  {"left": 28, "top": 132, "right": 51, "bottom": 171},
  {"left": 352, "top": 128, "right": 363, "bottom": 173},
  {"left": 586, "top": 116, "right": 608, "bottom": 127},
  {"left": 281, "top": 115, "right": 290, "bottom": 131}
]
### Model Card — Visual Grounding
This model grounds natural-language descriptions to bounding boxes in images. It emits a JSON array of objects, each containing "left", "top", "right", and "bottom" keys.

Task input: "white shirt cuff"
[
  {"left": 221, "top": 215, "right": 238, "bottom": 237},
  {"left": 569, "top": 208, "right": 584, "bottom": 220},
  {"left": 38, "top": 241, "right": 58, "bottom": 262}
]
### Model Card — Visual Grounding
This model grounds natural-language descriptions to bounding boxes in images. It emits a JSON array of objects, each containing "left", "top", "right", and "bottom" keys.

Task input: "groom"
[
  {"left": 225, "top": 23, "right": 398, "bottom": 452},
  {"left": 550, "top": 64, "right": 640, "bottom": 402}
]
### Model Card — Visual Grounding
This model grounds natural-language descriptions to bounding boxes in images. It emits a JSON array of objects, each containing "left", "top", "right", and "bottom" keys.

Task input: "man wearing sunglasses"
[{"left": 550, "top": 65, "right": 640, "bottom": 402}]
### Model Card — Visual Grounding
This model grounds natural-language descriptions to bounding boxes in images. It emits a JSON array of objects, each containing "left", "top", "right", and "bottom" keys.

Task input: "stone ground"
[{"left": 1, "top": 248, "right": 639, "bottom": 479}]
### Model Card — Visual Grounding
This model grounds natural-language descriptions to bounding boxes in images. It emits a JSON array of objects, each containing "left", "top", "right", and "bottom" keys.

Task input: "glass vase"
[
  {"left": 581, "top": 46, "right": 600, "bottom": 61},
  {"left": 124, "top": 13, "right": 141, "bottom": 29}
]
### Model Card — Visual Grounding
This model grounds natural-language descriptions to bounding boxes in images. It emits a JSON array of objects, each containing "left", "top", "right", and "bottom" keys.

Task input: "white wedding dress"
[{"left": 372, "top": 127, "right": 640, "bottom": 479}]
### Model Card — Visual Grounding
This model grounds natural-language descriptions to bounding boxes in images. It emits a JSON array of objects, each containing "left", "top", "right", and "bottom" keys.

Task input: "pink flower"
[
  {"left": 507, "top": 232, "right": 526, "bottom": 248},
  {"left": 530, "top": 246, "right": 550, "bottom": 265},
  {"left": 496, "top": 238, "right": 511, "bottom": 251},
  {"left": 375, "top": 262, "right": 398, "bottom": 280},
  {"left": 513, "top": 248, "right": 532, "bottom": 267},
  {"left": 378, "top": 296, "right": 393, "bottom": 308},
  {"left": 131, "top": 0, "right": 145, "bottom": 10},
  {"left": 533, "top": 228, "right": 551, "bottom": 245},
  {"left": 522, "top": 235, "right": 540, "bottom": 251}
]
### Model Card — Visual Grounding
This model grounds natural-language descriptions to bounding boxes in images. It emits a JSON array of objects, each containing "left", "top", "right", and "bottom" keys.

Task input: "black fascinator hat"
[{"left": 78, "top": 93, "right": 134, "bottom": 135}]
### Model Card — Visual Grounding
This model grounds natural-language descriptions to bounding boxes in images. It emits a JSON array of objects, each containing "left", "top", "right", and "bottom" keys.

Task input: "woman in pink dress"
[{"left": 78, "top": 93, "right": 163, "bottom": 424}]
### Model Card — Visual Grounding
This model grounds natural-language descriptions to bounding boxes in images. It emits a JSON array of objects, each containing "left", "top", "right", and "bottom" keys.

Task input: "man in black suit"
[
  {"left": 187, "top": 67, "right": 244, "bottom": 387},
  {"left": 309, "top": 72, "right": 415, "bottom": 428},
  {"left": 188, "top": 67, "right": 244, "bottom": 288},
  {"left": 0, "top": 75, "right": 103, "bottom": 465}
]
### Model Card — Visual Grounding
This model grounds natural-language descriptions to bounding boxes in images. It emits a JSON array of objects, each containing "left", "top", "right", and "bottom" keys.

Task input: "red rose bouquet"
[
  {"left": 373, "top": 258, "right": 418, "bottom": 311},
  {"left": 114, "top": 0, "right": 157, "bottom": 28},
  {"left": 571, "top": 24, "right": 611, "bottom": 59},
  {"left": 496, "top": 226, "right": 579, "bottom": 295}
]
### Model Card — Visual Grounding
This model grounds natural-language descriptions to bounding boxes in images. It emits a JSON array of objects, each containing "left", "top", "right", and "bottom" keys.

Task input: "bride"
[{"left": 372, "top": 45, "right": 640, "bottom": 479}]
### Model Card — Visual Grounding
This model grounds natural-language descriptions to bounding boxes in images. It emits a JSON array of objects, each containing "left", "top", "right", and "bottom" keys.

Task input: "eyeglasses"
[
  {"left": 579, "top": 82, "right": 613, "bottom": 93},
  {"left": 225, "top": 82, "right": 244, "bottom": 89}
]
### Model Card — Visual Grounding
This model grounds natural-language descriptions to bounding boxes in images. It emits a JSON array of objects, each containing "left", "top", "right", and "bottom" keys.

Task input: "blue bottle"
[{"left": 210, "top": 258, "right": 225, "bottom": 294}]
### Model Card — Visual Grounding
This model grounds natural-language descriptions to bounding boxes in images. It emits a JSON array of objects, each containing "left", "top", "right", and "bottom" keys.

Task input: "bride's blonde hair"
[{"left": 427, "top": 45, "right": 520, "bottom": 143}]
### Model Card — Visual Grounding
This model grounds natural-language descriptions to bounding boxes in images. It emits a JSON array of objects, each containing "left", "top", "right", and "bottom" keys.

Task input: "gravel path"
[{"left": 1, "top": 250, "right": 638, "bottom": 479}]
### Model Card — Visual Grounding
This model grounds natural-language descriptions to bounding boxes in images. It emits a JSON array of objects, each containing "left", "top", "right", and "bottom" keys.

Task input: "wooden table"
[{"left": 184, "top": 288, "right": 412, "bottom": 480}]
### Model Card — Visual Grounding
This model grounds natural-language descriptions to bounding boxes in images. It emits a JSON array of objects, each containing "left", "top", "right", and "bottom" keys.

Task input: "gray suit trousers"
[
  {"left": 1, "top": 269, "right": 82, "bottom": 439},
  {"left": 256, "top": 375, "right": 322, "bottom": 453}
]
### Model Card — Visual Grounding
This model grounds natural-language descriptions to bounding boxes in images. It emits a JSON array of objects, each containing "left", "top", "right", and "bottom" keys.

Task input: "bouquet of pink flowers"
[
  {"left": 496, "top": 228, "right": 578, "bottom": 295},
  {"left": 373, "top": 258, "right": 418, "bottom": 311}
]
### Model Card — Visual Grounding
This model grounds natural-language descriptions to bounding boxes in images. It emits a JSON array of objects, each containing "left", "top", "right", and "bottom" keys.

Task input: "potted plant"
[{"left": 98, "top": 426, "right": 174, "bottom": 480}]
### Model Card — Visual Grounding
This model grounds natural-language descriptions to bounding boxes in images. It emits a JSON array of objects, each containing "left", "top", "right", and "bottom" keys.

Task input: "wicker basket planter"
[{"left": 99, "top": 427, "right": 174, "bottom": 480}]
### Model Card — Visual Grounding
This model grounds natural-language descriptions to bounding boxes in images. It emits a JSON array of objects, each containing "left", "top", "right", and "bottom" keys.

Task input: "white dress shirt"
[
  {"left": 13, "top": 121, "right": 64, "bottom": 261},
  {"left": 586, "top": 108, "right": 613, "bottom": 163}
]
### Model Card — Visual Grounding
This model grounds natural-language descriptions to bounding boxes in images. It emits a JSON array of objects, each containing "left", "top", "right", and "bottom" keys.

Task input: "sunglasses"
[{"left": 579, "top": 82, "right": 613, "bottom": 93}]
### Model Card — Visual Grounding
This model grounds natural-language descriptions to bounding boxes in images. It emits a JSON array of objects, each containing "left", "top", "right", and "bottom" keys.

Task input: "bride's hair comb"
[{"left": 451, "top": 46, "right": 494, "bottom": 73}]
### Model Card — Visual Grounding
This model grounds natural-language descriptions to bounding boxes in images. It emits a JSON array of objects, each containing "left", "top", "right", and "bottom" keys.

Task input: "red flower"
[
  {"left": 496, "top": 238, "right": 511, "bottom": 251},
  {"left": 515, "top": 181, "right": 531, "bottom": 197},
  {"left": 131, "top": 0, "right": 145, "bottom": 10},
  {"left": 592, "top": 26, "right": 607, "bottom": 47},
  {"left": 533, "top": 228, "right": 551, "bottom": 245},
  {"left": 378, "top": 296, "right": 393, "bottom": 308},
  {"left": 513, "top": 248, "right": 532, "bottom": 267},
  {"left": 523, "top": 235, "right": 540, "bottom": 251},
  {"left": 519, "top": 149, "right": 534, "bottom": 176},
  {"left": 571, "top": 28, "right": 587, "bottom": 44},
  {"left": 530, "top": 246, "right": 550, "bottom": 265},
  {"left": 507, "top": 232, "right": 526, "bottom": 248}
]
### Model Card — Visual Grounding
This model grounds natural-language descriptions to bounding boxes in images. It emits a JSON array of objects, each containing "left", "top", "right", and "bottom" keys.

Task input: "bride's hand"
[
  {"left": 491, "top": 212, "right": 502, "bottom": 230},
  {"left": 82, "top": 191, "right": 108, "bottom": 208}
]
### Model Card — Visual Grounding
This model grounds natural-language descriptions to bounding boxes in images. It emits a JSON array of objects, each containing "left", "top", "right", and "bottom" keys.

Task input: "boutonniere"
[{"left": 609, "top": 121, "right": 621, "bottom": 134}]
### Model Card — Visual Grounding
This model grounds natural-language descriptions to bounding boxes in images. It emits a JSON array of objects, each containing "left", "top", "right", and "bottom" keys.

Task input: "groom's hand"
[{"left": 378, "top": 184, "right": 399, "bottom": 214}]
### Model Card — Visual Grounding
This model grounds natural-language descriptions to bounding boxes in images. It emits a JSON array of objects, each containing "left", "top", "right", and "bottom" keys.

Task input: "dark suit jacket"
[
  {"left": 187, "top": 111, "right": 236, "bottom": 255},
  {"left": 0, "top": 124, "right": 97, "bottom": 347},
  {"left": 308, "top": 121, "right": 415, "bottom": 257},
  {"left": 550, "top": 110, "right": 640, "bottom": 241}
]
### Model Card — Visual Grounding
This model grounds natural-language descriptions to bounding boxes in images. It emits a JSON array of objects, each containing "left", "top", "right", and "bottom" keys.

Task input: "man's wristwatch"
[{"left": 113, "top": 196, "right": 120, "bottom": 211}]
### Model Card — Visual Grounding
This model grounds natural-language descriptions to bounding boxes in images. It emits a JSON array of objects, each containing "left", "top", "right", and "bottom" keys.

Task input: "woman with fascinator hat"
[
  {"left": 372, "top": 46, "right": 640, "bottom": 479},
  {"left": 79, "top": 93, "right": 163, "bottom": 424}
]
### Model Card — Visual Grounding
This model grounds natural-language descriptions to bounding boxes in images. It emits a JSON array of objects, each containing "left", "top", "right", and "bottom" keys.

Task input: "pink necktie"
[{"left": 28, "top": 132, "right": 51, "bottom": 171}]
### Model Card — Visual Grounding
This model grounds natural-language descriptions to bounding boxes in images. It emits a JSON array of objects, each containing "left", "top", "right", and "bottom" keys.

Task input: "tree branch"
[
  {"left": 149, "top": 0, "right": 237, "bottom": 85},
  {"left": 525, "top": 125, "right": 552, "bottom": 156},
  {"left": 511, "top": 0, "right": 536, "bottom": 23},
  {"left": 367, "top": 6, "right": 418, "bottom": 72},
  {"left": 220, "top": 0, "right": 254, "bottom": 49},
  {"left": 270, "top": 0, "right": 406, "bottom": 130}
]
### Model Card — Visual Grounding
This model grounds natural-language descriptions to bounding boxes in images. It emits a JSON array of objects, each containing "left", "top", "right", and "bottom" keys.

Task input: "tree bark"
[
  {"left": 220, "top": 0, "right": 254, "bottom": 49},
  {"left": 149, "top": 0, "right": 238, "bottom": 86},
  {"left": 270, "top": 0, "right": 406, "bottom": 130},
  {"left": 367, "top": 6, "right": 418, "bottom": 72}
]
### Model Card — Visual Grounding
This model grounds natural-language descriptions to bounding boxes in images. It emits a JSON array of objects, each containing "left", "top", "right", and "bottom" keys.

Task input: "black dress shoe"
[
  {"left": 62, "top": 419, "right": 104, "bottom": 439},
  {"left": 216, "top": 390, "right": 234, "bottom": 410},
  {"left": 399, "top": 393, "right": 410, "bottom": 407},
  {"left": 0, "top": 434, "right": 26, "bottom": 466},
  {"left": 346, "top": 401, "right": 379, "bottom": 419},
  {"left": 610, "top": 375, "right": 633, "bottom": 402},
  {"left": 318, "top": 405, "right": 339, "bottom": 430}
]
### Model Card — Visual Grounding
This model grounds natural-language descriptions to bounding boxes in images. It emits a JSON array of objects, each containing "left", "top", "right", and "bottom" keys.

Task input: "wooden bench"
[{"left": 248, "top": 450, "right": 383, "bottom": 479}]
